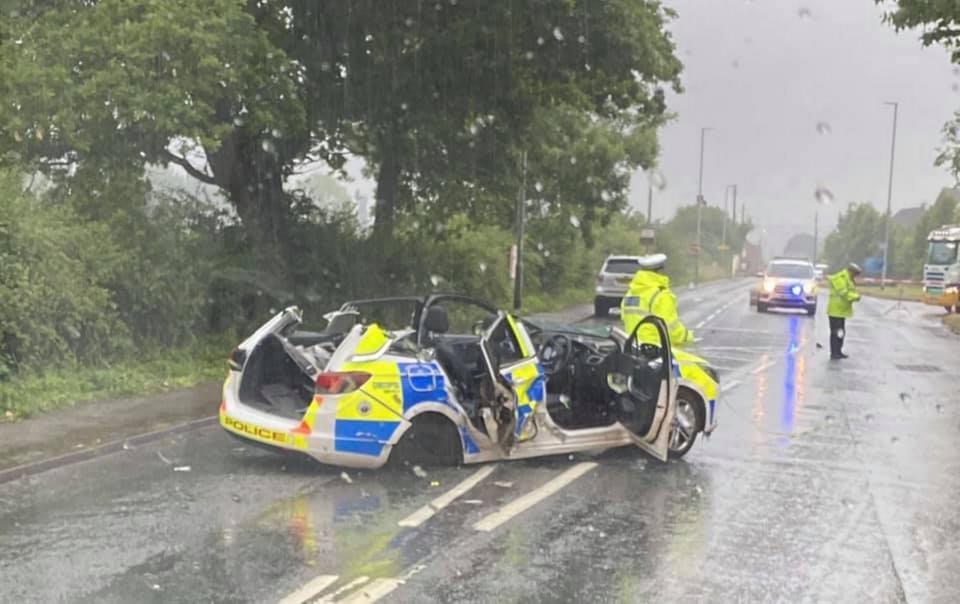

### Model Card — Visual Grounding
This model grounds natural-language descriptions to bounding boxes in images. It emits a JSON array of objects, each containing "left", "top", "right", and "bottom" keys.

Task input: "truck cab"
[{"left": 923, "top": 225, "right": 960, "bottom": 312}]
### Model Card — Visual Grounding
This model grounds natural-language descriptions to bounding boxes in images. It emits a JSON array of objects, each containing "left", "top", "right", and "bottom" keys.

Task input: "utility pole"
[
  {"left": 646, "top": 182, "right": 653, "bottom": 225},
  {"left": 695, "top": 127, "right": 712, "bottom": 284},
  {"left": 881, "top": 101, "right": 899, "bottom": 290},
  {"left": 813, "top": 211, "right": 819, "bottom": 264},
  {"left": 512, "top": 151, "right": 527, "bottom": 311}
]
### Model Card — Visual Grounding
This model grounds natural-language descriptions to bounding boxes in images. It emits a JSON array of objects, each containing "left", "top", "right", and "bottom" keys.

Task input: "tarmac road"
[{"left": 1, "top": 279, "right": 958, "bottom": 603}]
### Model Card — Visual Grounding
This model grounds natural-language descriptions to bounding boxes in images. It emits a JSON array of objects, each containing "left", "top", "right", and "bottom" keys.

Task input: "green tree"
[
  {"left": 823, "top": 203, "right": 884, "bottom": 271},
  {"left": 2, "top": 0, "right": 682, "bottom": 261}
]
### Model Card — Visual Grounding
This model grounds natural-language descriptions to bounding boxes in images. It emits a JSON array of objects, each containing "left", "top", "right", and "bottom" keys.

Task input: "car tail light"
[
  {"left": 315, "top": 372, "right": 371, "bottom": 395},
  {"left": 228, "top": 348, "right": 246, "bottom": 371}
]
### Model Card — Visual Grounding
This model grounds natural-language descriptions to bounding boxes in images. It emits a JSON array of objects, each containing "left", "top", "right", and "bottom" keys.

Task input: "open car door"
[
  {"left": 607, "top": 315, "right": 677, "bottom": 461},
  {"left": 478, "top": 313, "right": 520, "bottom": 452}
]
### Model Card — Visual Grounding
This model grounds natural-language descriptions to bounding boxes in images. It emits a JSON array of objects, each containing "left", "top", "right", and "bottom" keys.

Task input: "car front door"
[
  {"left": 608, "top": 315, "right": 677, "bottom": 461},
  {"left": 478, "top": 313, "right": 521, "bottom": 451}
]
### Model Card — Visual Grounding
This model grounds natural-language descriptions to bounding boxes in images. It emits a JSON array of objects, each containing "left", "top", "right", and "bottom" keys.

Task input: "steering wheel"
[{"left": 538, "top": 334, "right": 573, "bottom": 376}]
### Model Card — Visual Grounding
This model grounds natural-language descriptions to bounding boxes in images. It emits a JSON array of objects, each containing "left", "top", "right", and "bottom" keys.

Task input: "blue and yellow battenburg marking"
[{"left": 505, "top": 361, "right": 546, "bottom": 438}]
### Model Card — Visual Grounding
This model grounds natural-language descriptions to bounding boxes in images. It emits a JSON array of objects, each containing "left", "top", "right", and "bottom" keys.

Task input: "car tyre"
[
  {"left": 390, "top": 413, "right": 462, "bottom": 467},
  {"left": 806, "top": 305, "right": 817, "bottom": 316},
  {"left": 668, "top": 389, "right": 703, "bottom": 460},
  {"left": 757, "top": 302, "right": 767, "bottom": 313}
]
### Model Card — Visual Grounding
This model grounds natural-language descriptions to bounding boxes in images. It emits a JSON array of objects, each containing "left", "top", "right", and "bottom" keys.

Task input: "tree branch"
[{"left": 161, "top": 149, "right": 217, "bottom": 185}]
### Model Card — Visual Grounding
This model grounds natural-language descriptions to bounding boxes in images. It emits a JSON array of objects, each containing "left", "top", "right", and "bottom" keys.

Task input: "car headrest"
[{"left": 424, "top": 305, "right": 450, "bottom": 334}]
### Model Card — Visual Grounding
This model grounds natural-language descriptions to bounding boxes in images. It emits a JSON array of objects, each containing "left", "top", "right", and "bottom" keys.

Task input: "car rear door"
[{"left": 608, "top": 315, "right": 677, "bottom": 461}]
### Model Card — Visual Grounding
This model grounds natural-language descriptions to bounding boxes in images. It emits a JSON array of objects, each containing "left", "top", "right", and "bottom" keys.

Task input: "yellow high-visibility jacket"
[{"left": 620, "top": 270, "right": 694, "bottom": 346}]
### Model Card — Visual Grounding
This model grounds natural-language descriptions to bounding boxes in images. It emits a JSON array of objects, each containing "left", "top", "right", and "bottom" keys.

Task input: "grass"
[
  {"left": 945, "top": 314, "right": 960, "bottom": 335},
  {"left": 0, "top": 332, "right": 237, "bottom": 422},
  {"left": 858, "top": 283, "right": 924, "bottom": 302}
]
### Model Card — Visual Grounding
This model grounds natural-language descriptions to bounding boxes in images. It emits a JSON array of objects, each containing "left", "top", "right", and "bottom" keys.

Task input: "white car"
[{"left": 594, "top": 255, "right": 642, "bottom": 316}]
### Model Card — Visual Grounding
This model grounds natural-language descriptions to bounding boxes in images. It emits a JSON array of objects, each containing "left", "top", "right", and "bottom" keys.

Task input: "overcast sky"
[{"left": 630, "top": 0, "right": 958, "bottom": 251}]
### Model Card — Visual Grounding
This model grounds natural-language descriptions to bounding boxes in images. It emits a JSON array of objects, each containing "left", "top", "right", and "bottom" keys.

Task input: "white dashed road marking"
[
  {"left": 473, "top": 462, "right": 598, "bottom": 532},
  {"left": 337, "top": 578, "right": 403, "bottom": 603},
  {"left": 398, "top": 465, "right": 498, "bottom": 527},
  {"left": 276, "top": 575, "right": 339, "bottom": 604}
]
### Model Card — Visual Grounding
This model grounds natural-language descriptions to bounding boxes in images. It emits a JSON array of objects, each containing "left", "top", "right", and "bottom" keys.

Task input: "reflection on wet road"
[{"left": 1, "top": 281, "right": 958, "bottom": 602}]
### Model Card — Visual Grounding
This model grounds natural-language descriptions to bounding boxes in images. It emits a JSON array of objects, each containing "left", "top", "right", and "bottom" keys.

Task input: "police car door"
[
  {"left": 608, "top": 315, "right": 677, "bottom": 461},
  {"left": 478, "top": 313, "right": 520, "bottom": 451}
]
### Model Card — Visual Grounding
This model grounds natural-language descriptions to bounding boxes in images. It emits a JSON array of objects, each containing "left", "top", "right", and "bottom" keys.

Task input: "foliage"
[
  {"left": 0, "top": 170, "right": 129, "bottom": 377},
  {"left": 822, "top": 190, "right": 959, "bottom": 278},
  {"left": 0, "top": 331, "right": 236, "bottom": 420},
  {"left": 1, "top": 0, "right": 683, "bottom": 259}
]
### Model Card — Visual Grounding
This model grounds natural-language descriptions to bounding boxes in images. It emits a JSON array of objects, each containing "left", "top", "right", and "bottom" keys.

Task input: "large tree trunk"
[
  {"left": 372, "top": 149, "right": 399, "bottom": 247},
  {"left": 206, "top": 131, "right": 291, "bottom": 267}
]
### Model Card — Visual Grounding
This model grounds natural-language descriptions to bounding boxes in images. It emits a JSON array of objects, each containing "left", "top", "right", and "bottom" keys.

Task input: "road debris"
[
  {"left": 340, "top": 471, "right": 353, "bottom": 484},
  {"left": 157, "top": 452, "right": 172, "bottom": 465},
  {"left": 412, "top": 465, "right": 428, "bottom": 478},
  {"left": 173, "top": 466, "right": 191, "bottom": 472},
  {"left": 493, "top": 481, "right": 513, "bottom": 488}
]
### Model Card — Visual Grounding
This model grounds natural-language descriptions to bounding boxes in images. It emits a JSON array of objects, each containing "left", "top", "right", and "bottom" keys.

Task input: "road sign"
[
  {"left": 718, "top": 244, "right": 730, "bottom": 251},
  {"left": 688, "top": 243, "right": 701, "bottom": 255},
  {"left": 640, "top": 228, "right": 656, "bottom": 241}
]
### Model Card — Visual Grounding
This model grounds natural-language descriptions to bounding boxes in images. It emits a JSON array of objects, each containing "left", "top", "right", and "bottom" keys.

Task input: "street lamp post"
[
  {"left": 695, "top": 127, "right": 712, "bottom": 284},
  {"left": 881, "top": 101, "right": 899, "bottom": 290},
  {"left": 722, "top": 184, "right": 737, "bottom": 249}
]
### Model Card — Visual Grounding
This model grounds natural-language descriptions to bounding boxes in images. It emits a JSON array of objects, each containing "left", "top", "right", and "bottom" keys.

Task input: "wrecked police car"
[{"left": 220, "top": 295, "right": 718, "bottom": 468}]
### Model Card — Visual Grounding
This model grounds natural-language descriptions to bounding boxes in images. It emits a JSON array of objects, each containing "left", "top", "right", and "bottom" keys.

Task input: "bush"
[{"left": 0, "top": 170, "right": 130, "bottom": 377}]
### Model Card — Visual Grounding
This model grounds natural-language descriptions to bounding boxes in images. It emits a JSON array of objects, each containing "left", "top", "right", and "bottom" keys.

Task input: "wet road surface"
[{"left": 1, "top": 280, "right": 958, "bottom": 603}]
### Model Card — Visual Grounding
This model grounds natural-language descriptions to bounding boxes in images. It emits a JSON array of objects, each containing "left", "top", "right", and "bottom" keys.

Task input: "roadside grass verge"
[
  {"left": 945, "top": 314, "right": 960, "bottom": 335},
  {"left": 858, "top": 283, "right": 924, "bottom": 302},
  {"left": 0, "top": 332, "right": 237, "bottom": 422}
]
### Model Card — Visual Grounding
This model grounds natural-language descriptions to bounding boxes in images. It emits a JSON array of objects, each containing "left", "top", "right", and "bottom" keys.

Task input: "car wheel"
[
  {"left": 390, "top": 413, "right": 462, "bottom": 467},
  {"left": 806, "top": 305, "right": 817, "bottom": 316},
  {"left": 668, "top": 389, "right": 703, "bottom": 460},
  {"left": 757, "top": 302, "right": 767, "bottom": 313},
  {"left": 594, "top": 298, "right": 608, "bottom": 317}
]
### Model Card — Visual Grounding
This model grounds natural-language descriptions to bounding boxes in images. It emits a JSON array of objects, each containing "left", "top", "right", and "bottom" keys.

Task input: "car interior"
[{"left": 528, "top": 325, "right": 663, "bottom": 435}]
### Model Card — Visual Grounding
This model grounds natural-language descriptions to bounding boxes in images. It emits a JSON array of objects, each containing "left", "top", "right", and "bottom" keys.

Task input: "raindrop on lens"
[
  {"left": 569, "top": 215, "right": 581, "bottom": 228},
  {"left": 537, "top": 37, "right": 545, "bottom": 46},
  {"left": 569, "top": 156, "right": 577, "bottom": 165},
  {"left": 797, "top": 7, "right": 813, "bottom": 19},
  {"left": 430, "top": 275, "right": 441, "bottom": 287},
  {"left": 816, "top": 121, "right": 832, "bottom": 135},
  {"left": 534, "top": 181, "right": 543, "bottom": 193},
  {"left": 552, "top": 27, "right": 564, "bottom": 42},
  {"left": 525, "top": 51, "right": 534, "bottom": 60},
  {"left": 479, "top": 262, "right": 487, "bottom": 273},
  {"left": 814, "top": 186, "right": 834, "bottom": 205},
  {"left": 648, "top": 170, "right": 667, "bottom": 191}
]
